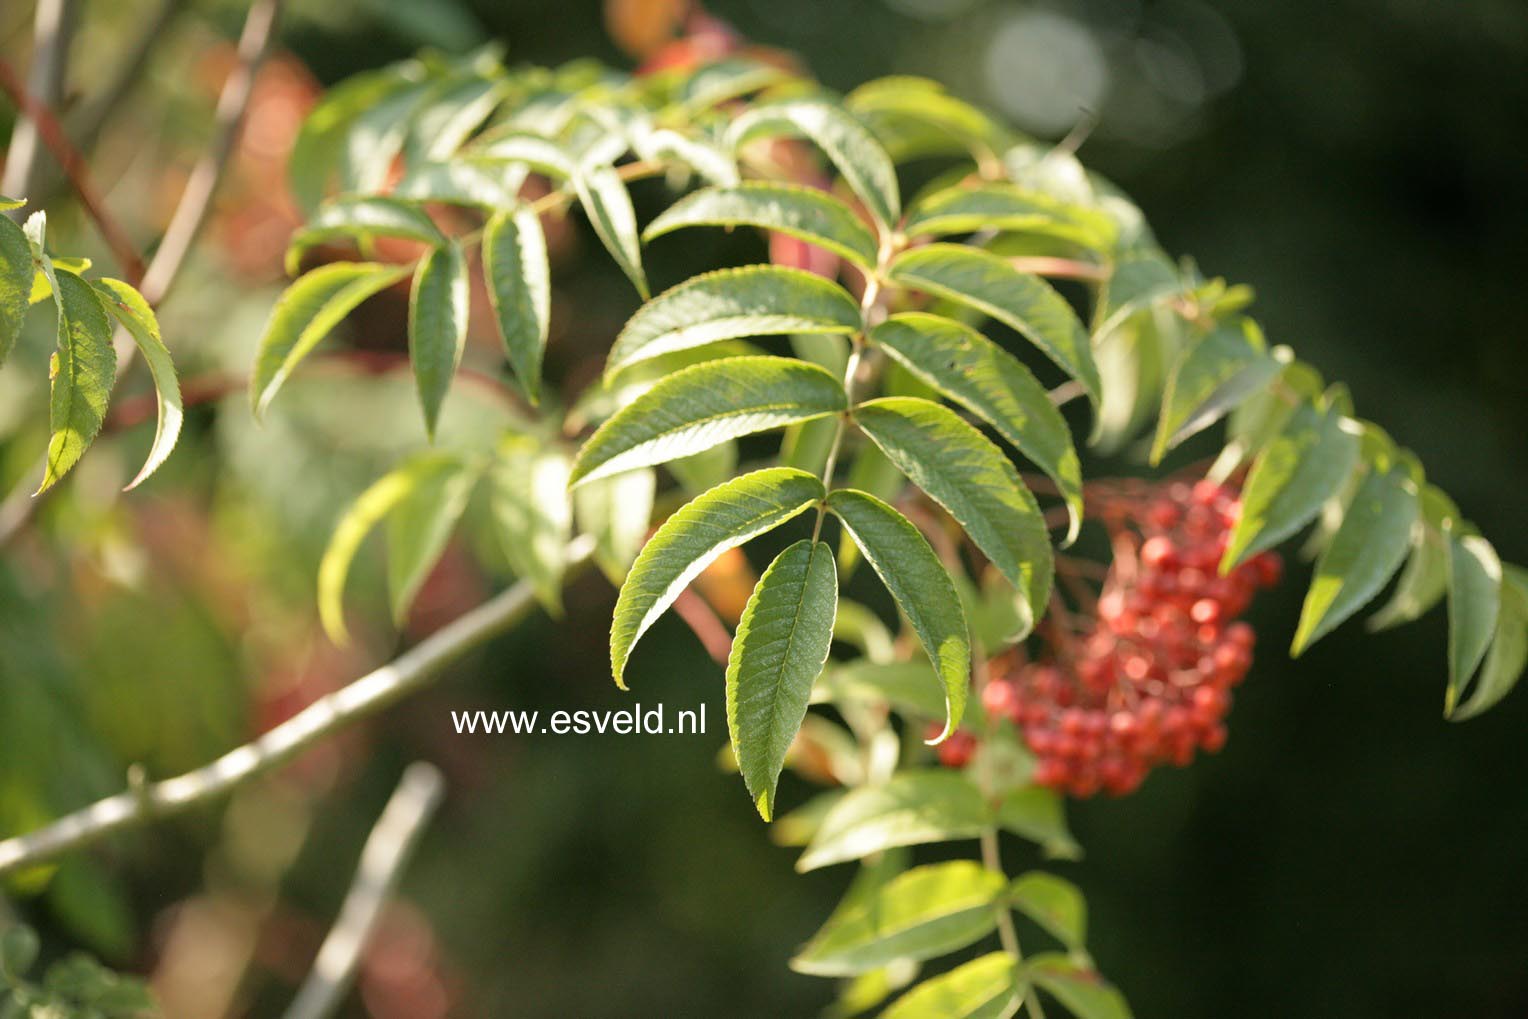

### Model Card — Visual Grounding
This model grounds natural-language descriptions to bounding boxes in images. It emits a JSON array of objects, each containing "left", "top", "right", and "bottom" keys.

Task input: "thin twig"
[
  {"left": 0, "top": 536, "right": 594, "bottom": 876},
  {"left": 136, "top": 0, "right": 282, "bottom": 306},
  {"left": 1008, "top": 256, "right": 1108, "bottom": 283},
  {"left": 1, "top": 0, "right": 75, "bottom": 206},
  {"left": 0, "top": 59, "right": 146, "bottom": 281},
  {"left": 672, "top": 588, "right": 733, "bottom": 666},
  {"left": 282, "top": 763, "right": 446, "bottom": 1019}
]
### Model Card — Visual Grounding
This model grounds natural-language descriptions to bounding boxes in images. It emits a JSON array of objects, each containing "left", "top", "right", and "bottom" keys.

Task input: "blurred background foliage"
[{"left": 2, "top": 0, "right": 1526, "bottom": 1015}]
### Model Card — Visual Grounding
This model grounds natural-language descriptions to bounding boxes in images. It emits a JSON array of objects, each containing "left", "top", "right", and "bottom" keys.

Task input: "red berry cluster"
[{"left": 932, "top": 479, "right": 1282, "bottom": 798}]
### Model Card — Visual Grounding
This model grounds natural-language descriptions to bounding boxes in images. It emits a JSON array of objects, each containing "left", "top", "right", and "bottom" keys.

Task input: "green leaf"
[
  {"left": 997, "top": 786, "right": 1080, "bottom": 859},
  {"left": 574, "top": 163, "right": 648, "bottom": 298},
  {"left": 888, "top": 245, "right": 1100, "bottom": 410},
  {"left": 1008, "top": 872, "right": 1086, "bottom": 951},
  {"left": 729, "top": 100, "right": 901, "bottom": 231},
  {"left": 881, "top": 952, "right": 1021, "bottom": 1019},
  {"left": 285, "top": 196, "right": 444, "bottom": 276},
  {"left": 393, "top": 158, "right": 528, "bottom": 208},
  {"left": 483, "top": 207, "right": 550, "bottom": 403},
  {"left": 827, "top": 489, "right": 971, "bottom": 741},
  {"left": 491, "top": 437, "right": 573, "bottom": 613},
  {"left": 644, "top": 182, "right": 879, "bottom": 269},
  {"left": 637, "top": 129, "right": 740, "bottom": 187},
  {"left": 813, "top": 661, "right": 948, "bottom": 719},
  {"left": 792, "top": 861, "right": 1005, "bottom": 977},
  {"left": 0, "top": 217, "right": 31, "bottom": 367},
  {"left": 570, "top": 356, "right": 846, "bottom": 486},
  {"left": 385, "top": 457, "right": 480, "bottom": 624},
  {"left": 574, "top": 467, "right": 657, "bottom": 584},
  {"left": 871, "top": 313, "right": 1083, "bottom": 544},
  {"left": 1220, "top": 401, "right": 1361, "bottom": 570},
  {"left": 0, "top": 194, "right": 24, "bottom": 210},
  {"left": 607, "top": 266, "right": 862, "bottom": 377},
  {"left": 251, "top": 262, "right": 409, "bottom": 417},
  {"left": 1367, "top": 525, "right": 1448, "bottom": 632},
  {"left": 1152, "top": 318, "right": 1280, "bottom": 463},
  {"left": 854, "top": 397, "right": 1052, "bottom": 636},
  {"left": 847, "top": 76, "right": 1010, "bottom": 164},
  {"left": 89, "top": 279, "right": 182, "bottom": 490},
  {"left": 904, "top": 182, "right": 1115, "bottom": 252},
  {"left": 408, "top": 241, "right": 470, "bottom": 437},
  {"left": 38, "top": 270, "right": 116, "bottom": 494},
  {"left": 1292, "top": 465, "right": 1421, "bottom": 655},
  {"left": 318, "top": 454, "right": 464, "bottom": 643},
  {"left": 473, "top": 132, "right": 577, "bottom": 179},
  {"left": 1452, "top": 567, "right": 1528, "bottom": 721},
  {"left": 1027, "top": 955, "right": 1132, "bottom": 1019},
  {"left": 610, "top": 467, "right": 825, "bottom": 688},
  {"left": 1443, "top": 532, "right": 1502, "bottom": 716},
  {"left": 728, "top": 539, "right": 838, "bottom": 821},
  {"left": 288, "top": 63, "right": 418, "bottom": 213},
  {"left": 798, "top": 769, "right": 990, "bottom": 872}
]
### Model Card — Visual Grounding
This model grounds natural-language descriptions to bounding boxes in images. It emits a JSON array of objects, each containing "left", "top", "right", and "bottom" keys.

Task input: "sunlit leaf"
[
  {"left": 483, "top": 207, "right": 551, "bottom": 403},
  {"left": 996, "top": 786, "right": 1080, "bottom": 859},
  {"left": 91, "top": 279, "right": 182, "bottom": 490},
  {"left": 1027, "top": 954, "right": 1133, "bottom": 1019},
  {"left": 881, "top": 952, "right": 1021, "bottom": 1019},
  {"left": 1443, "top": 532, "right": 1502, "bottom": 716},
  {"left": 888, "top": 244, "right": 1100, "bottom": 409},
  {"left": 610, "top": 467, "right": 825, "bottom": 688},
  {"left": 1452, "top": 567, "right": 1528, "bottom": 721},
  {"left": 0, "top": 216, "right": 31, "bottom": 367},
  {"left": 1008, "top": 871, "right": 1086, "bottom": 951},
  {"left": 797, "top": 769, "right": 990, "bottom": 872},
  {"left": 285, "top": 195, "right": 444, "bottom": 276},
  {"left": 385, "top": 457, "right": 480, "bottom": 623},
  {"left": 728, "top": 539, "right": 838, "bottom": 821},
  {"left": 792, "top": 861, "right": 1005, "bottom": 976},
  {"left": 571, "top": 356, "right": 846, "bottom": 486},
  {"left": 1152, "top": 318, "right": 1280, "bottom": 463},
  {"left": 644, "top": 182, "right": 879, "bottom": 268},
  {"left": 37, "top": 270, "right": 115, "bottom": 494},
  {"left": 826, "top": 489, "right": 970, "bottom": 741},
  {"left": 607, "top": 266, "right": 862, "bottom": 377},
  {"left": 574, "top": 163, "right": 649, "bottom": 298},
  {"left": 491, "top": 437, "right": 573, "bottom": 612},
  {"left": 903, "top": 182, "right": 1115, "bottom": 253},
  {"left": 408, "top": 241, "right": 470, "bottom": 437},
  {"left": 574, "top": 467, "right": 657, "bottom": 584}
]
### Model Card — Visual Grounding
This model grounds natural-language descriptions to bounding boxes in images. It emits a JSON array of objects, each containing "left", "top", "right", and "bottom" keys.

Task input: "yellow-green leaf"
[
  {"left": 644, "top": 182, "right": 879, "bottom": 269},
  {"left": 408, "top": 242, "right": 470, "bottom": 437},
  {"left": 483, "top": 207, "right": 550, "bottom": 403},
  {"left": 91, "top": 279, "right": 182, "bottom": 490}
]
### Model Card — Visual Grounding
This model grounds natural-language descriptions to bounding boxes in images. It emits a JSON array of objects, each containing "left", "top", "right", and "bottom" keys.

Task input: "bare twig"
[
  {"left": 0, "top": 536, "right": 594, "bottom": 876},
  {"left": 282, "top": 763, "right": 446, "bottom": 1019},
  {"left": 137, "top": 0, "right": 282, "bottom": 306},
  {"left": 1, "top": 0, "right": 75, "bottom": 205},
  {"left": 0, "top": 58, "right": 146, "bottom": 281}
]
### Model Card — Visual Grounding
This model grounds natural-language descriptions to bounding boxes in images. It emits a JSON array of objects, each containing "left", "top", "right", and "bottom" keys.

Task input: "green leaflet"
[
  {"left": 606, "top": 266, "right": 862, "bottom": 377},
  {"left": 483, "top": 207, "right": 551, "bottom": 403},
  {"left": 408, "top": 242, "right": 470, "bottom": 437},
  {"left": 1367, "top": 524, "right": 1448, "bottom": 632},
  {"left": 1027, "top": 954, "right": 1133, "bottom": 1019},
  {"left": 251, "top": 262, "right": 410, "bottom": 417},
  {"left": 288, "top": 63, "right": 419, "bottom": 213},
  {"left": 1008, "top": 872, "right": 1086, "bottom": 951},
  {"left": 385, "top": 457, "right": 480, "bottom": 624},
  {"left": 570, "top": 356, "right": 847, "bottom": 486},
  {"left": 285, "top": 195, "right": 444, "bottom": 276},
  {"left": 0, "top": 216, "right": 31, "bottom": 367},
  {"left": 887, "top": 244, "right": 1100, "bottom": 410},
  {"left": 903, "top": 181, "right": 1116, "bottom": 253},
  {"left": 827, "top": 489, "right": 972, "bottom": 741},
  {"left": 1292, "top": 465, "right": 1421, "bottom": 655},
  {"left": 393, "top": 158, "right": 529, "bottom": 209},
  {"left": 574, "top": 163, "right": 649, "bottom": 298},
  {"left": 1444, "top": 532, "right": 1502, "bottom": 716},
  {"left": 491, "top": 437, "right": 573, "bottom": 613},
  {"left": 404, "top": 73, "right": 505, "bottom": 163},
  {"left": 727, "top": 539, "right": 838, "bottom": 821},
  {"left": 472, "top": 133, "right": 577, "bottom": 179},
  {"left": 996, "top": 786, "right": 1080, "bottom": 859},
  {"left": 846, "top": 76, "right": 1010, "bottom": 164},
  {"left": 1093, "top": 250, "right": 1183, "bottom": 338},
  {"left": 871, "top": 313, "right": 1083, "bottom": 544},
  {"left": 853, "top": 397, "right": 1052, "bottom": 637},
  {"left": 1220, "top": 401, "right": 1361, "bottom": 570},
  {"left": 812, "top": 661, "right": 948, "bottom": 719},
  {"left": 1152, "top": 318, "right": 1281, "bottom": 463},
  {"left": 728, "top": 99, "right": 901, "bottom": 231},
  {"left": 609, "top": 467, "right": 825, "bottom": 688},
  {"left": 797, "top": 770, "right": 990, "bottom": 872},
  {"left": 0, "top": 194, "right": 25, "bottom": 210},
  {"left": 318, "top": 453, "right": 465, "bottom": 643},
  {"left": 91, "top": 279, "right": 182, "bottom": 490},
  {"left": 881, "top": 952, "right": 1021, "bottom": 1019},
  {"left": 636, "top": 129, "right": 740, "bottom": 187},
  {"left": 791, "top": 861, "right": 1005, "bottom": 977},
  {"left": 643, "top": 182, "right": 879, "bottom": 269},
  {"left": 38, "top": 270, "right": 116, "bottom": 494},
  {"left": 1452, "top": 567, "right": 1528, "bottom": 721},
  {"left": 574, "top": 467, "right": 656, "bottom": 584},
  {"left": 677, "top": 57, "right": 795, "bottom": 115}
]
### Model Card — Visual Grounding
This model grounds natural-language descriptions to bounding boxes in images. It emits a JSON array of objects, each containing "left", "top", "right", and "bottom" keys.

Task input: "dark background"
[{"left": 4, "top": 0, "right": 1527, "bottom": 1016}]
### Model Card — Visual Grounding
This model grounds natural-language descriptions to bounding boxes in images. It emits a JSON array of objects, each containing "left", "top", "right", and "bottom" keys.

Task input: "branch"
[
  {"left": 136, "top": 0, "right": 282, "bottom": 306},
  {"left": 281, "top": 762, "right": 446, "bottom": 1019},
  {"left": 0, "top": 0, "right": 75, "bottom": 204},
  {"left": 0, "top": 535, "right": 594, "bottom": 877}
]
